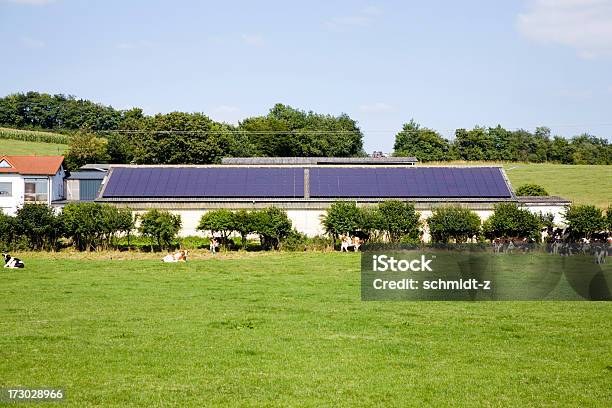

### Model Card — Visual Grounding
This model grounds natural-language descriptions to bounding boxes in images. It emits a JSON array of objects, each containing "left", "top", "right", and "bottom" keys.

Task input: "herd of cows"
[
  {"left": 2, "top": 229, "right": 611, "bottom": 268},
  {"left": 492, "top": 228, "right": 611, "bottom": 264}
]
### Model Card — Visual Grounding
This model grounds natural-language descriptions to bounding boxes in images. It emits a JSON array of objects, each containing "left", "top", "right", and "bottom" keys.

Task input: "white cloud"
[
  {"left": 8, "top": 0, "right": 54, "bottom": 5},
  {"left": 359, "top": 102, "right": 395, "bottom": 113},
  {"left": 21, "top": 36, "right": 45, "bottom": 48},
  {"left": 210, "top": 105, "right": 241, "bottom": 124},
  {"left": 517, "top": 0, "right": 612, "bottom": 58},
  {"left": 326, "top": 5, "right": 383, "bottom": 31},
  {"left": 241, "top": 34, "right": 264, "bottom": 47}
]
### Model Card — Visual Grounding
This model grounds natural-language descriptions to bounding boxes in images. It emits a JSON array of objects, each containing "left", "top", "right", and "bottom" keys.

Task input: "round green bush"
[{"left": 515, "top": 184, "right": 549, "bottom": 196}]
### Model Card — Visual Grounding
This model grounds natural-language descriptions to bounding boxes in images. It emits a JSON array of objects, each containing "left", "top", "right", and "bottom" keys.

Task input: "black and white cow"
[{"left": 2, "top": 253, "right": 25, "bottom": 268}]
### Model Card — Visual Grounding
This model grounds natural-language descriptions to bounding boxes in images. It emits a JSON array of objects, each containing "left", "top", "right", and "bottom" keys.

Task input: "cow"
[
  {"left": 593, "top": 243, "right": 607, "bottom": 264},
  {"left": 2, "top": 253, "right": 25, "bottom": 269},
  {"left": 162, "top": 250, "right": 188, "bottom": 263},
  {"left": 339, "top": 235, "right": 363, "bottom": 252}
]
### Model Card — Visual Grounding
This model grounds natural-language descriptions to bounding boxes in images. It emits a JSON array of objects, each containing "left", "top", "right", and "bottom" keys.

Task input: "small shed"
[{"left": 65, "top": 171, "right": 106, "bottom": 201}]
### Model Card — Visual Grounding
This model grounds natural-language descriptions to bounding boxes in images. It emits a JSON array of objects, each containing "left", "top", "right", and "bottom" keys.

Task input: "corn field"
[{"left": 0, "top": 127, "right": 70, "bottom": 144}]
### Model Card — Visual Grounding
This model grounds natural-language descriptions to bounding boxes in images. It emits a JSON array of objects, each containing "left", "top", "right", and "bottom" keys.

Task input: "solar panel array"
[
  {"left": 101, "top": 166, "right": 512, "bottom": 199},
  {"left": 102, "top": 167, "right": 304, "bottom": 198},
  {"left": 309, "top": 167, "right": 511, "bottom": 198}
]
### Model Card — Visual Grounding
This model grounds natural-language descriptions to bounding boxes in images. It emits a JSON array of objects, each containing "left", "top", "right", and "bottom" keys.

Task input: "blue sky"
[{"left": 1, "top": 0, "right": 611, "bottom": 152}]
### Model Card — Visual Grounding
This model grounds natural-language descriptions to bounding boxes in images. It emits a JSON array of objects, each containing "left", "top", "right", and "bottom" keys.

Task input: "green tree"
[
  {"left": 238, "top": 103, "right": 364, "bottom": 157},
  {"left": 106, "top": 133, "right": 134, "bottom": 163},
  {"left": 321, "top": 201, "right": 364, "bottom": 240},
  {"left": 0, "top": 92, "right": 124, "bottom": 131},
  {"left": 252, "top": 207, "right": 292, "bottom": 250},
  {"left": 115, "top": 208, "right": 135, "bottom": 246},
  {"left": 62, "top": 203, "right": 134, "bottom": 251},
  {"left": 427, "top": 206, "right": 481, "bottom": 243},
  {"left": 197, "top": 209, "right": 235, "bottom": 244},
  {"left": 15, "top": 204, "right": 62, "bottom": 250},
  {"left": 454, "top": 127, "right": 494, "bottom": 161},
  {"left": 538, "top": 212, "right": 555, "bottom": 230},
  {"left": 65, "top": 131, "right": 110, "bottom": 170},
  {"left": 563, "top": 205, "right": 606, "bottom": 239},
  {"left": 232, "top": 209, "right": 256, "bottom": 249},
  {"left": 130, "top": 112, "right": 234, "bottom": 165},
  {"left": 607, "top": 206, "right": 612, "bottom": 231},
  {"left": 393, "top": 120, "right": 451, "bottom": 161},
  {"left": 549, "top": 136, "right": 574, "bottom": 163},
  {"left": 138, "top": 210, "right": 182, "bottom": 251},
  {"left": 515, "top": 184, "right": 549, "bottom": 196},
  {"left": 570, "top": 134, "right": 610, "bottom": 165},
  {"left": 483, "top": 203, "right": 541, "bottom": 240},
  {"left": 359, "top": 206, "right": 381, "bottom": 242},
  {"left": 377, "top": 200, "right": 420, "bottom": 243},
  {"left": 0, "top": 211, "right": 17, "bottom": 249},
  {"left": 62, "top": 202, "right": 105, "bottom": 251}
]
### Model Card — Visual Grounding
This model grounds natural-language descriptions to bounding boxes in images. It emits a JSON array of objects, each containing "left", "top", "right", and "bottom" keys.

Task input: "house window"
[
  {"left": 24, "top": 179, "right": 48, "bottom": 202},
  {"left": 0, "top": 182, "right": 11, "bottom": 197}
]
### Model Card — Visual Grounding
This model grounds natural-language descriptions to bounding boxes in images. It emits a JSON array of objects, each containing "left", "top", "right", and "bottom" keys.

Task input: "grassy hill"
[
  {"left": 0, "top": 138, "right": 68, "bottom": 155},
  {"left": 0, "top": 127, "right": 69, "bottom": 156},
  {"left": 501, "top": 163, "right": 611, "bottom": 208}
]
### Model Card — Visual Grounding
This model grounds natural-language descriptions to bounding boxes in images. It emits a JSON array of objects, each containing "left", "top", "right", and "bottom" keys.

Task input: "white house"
[{"left": 0, "top": 155, "right": 65, "bottom": 216}]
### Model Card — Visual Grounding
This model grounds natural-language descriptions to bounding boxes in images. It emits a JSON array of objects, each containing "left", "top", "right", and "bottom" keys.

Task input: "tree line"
[
  {"left": 0, "top": 203, "right": 296, "bottom": 252},
  {"left": 1, "top": 202, "right": 610, "bottom": 252},
  {"left": 1, "top": 92, "right": 610, "bottom": 168},
  {"left": 393, "top": 120, "right": 611, "bottom": 165},
  {"left": 0, "top": 92, "right": 364, "bottom": 169}
]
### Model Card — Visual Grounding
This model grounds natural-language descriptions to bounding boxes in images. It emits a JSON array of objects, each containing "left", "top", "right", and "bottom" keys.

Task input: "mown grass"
[
  {"left": 0, "top": 253, "right": 610, "bottom": 407},
  {"left": 502, "top": 163, "right": 611, "bottom": 208},
  {"left": 0, "top": 138, "right": 67, "bottom": 155}
]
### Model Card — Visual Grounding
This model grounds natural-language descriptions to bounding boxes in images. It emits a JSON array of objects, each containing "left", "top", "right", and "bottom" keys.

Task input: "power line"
[{"left": 93, "top": 122, "right": 612, "bottom": 135}]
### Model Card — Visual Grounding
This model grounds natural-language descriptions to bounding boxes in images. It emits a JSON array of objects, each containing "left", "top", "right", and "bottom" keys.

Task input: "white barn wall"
[
  {"left": 286, "top": 209, "right": 327, "bottom": 237},
  {"left": 176, "top": 210, "right": 207, "bottom": 237},
  {"left": 138, "top": 209, "right": 329, "bottom": 238},
  {"left": 524, "top": 205, "right": 568, "bottom": 226}
]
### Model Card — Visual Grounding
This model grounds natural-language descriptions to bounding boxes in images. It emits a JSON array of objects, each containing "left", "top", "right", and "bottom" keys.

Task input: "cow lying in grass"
[
  {"left": 162, "top": 250, "right": 188, "bottom": 263},
  {"left": 2, "top": 253, "right": 25, "bottom": 269}
]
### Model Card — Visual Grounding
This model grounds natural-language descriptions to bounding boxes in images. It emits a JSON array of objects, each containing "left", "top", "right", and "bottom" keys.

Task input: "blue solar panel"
[
  {"left": 102, "top": 166, "right": 511, "bottom": 199},
  {"left": 102, "top": 167, "right": 304, "bottom": 198},
  {"left": 308, "top": 167, "right": 511, "bottom": 198}
]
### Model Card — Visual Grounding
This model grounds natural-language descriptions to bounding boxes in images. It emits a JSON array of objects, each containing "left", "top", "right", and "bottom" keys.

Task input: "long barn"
[{"left": 95, "top": 159, "right": 570, "bottom": 239}]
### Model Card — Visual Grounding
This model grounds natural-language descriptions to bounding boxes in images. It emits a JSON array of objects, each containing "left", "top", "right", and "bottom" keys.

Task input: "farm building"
[
  {"left": 94, "top": 158, "right": 571, "bottom": 239},
  {"left": 65, "top": 170, "right": 106, "bottom": 201}
]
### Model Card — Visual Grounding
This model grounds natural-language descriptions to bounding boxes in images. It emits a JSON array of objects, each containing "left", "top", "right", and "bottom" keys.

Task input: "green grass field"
[
  {"left": 0, "top": 138, "right": 67, "bottom": 156},
  {"left": 1, "top": 253, "right": 610, "bottom": 407},
  {"left": 502, "top": 163, "right": 611, "bottom": 208}
]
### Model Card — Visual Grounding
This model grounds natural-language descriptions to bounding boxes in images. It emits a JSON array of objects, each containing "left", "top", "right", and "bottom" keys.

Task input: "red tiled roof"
[{"left": 0, "top": 156, "right": 64, "bottom": 175}]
